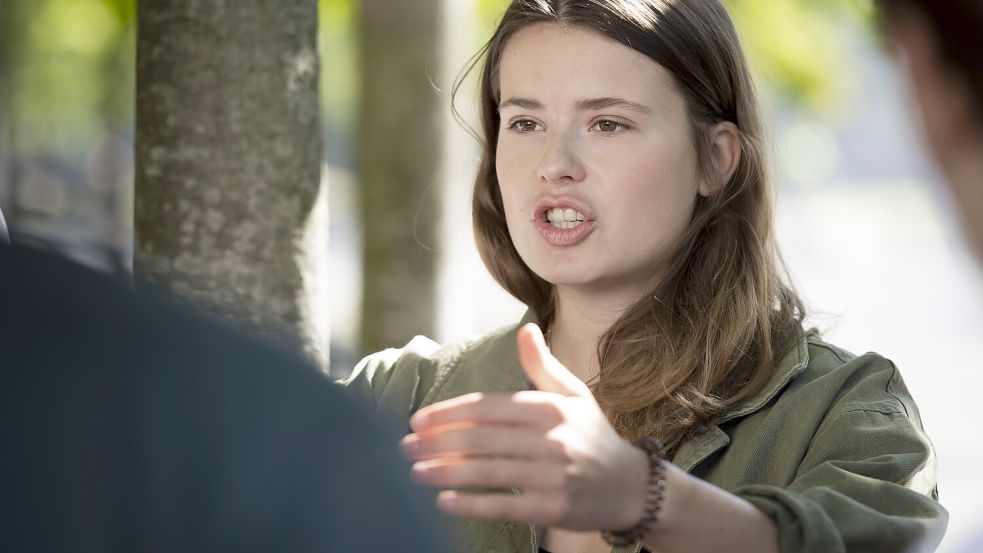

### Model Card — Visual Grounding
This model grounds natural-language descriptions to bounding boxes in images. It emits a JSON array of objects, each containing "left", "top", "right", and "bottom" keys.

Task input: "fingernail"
[
  {"left": 409, "top": 412, "right": 428, "bottom": 430},
  {"left": 436, "top": 492, "right": 457, "bottom": 511},
  {"left": 410, "top": 462, "right": 432, "bottom": 484},
  {"left": 399, "top": 435, "right": 419, "bottom": 458}
]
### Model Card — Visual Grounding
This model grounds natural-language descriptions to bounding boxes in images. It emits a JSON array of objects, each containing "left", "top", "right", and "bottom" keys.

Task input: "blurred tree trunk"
[
  {"left": 358, "top": 0, "right": 443, "bottom": 355},
  {"left": 135, "top": 0, "right": 327, "bottom": 364}
]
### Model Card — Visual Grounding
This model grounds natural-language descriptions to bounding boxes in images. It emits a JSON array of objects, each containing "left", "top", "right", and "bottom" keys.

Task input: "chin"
[{"left": 528, "top": 266, "right": 603, "bottom": 289}]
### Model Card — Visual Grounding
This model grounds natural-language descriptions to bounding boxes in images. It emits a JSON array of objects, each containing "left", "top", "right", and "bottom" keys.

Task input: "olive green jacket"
[{"left": 341, "top": 316, "right": 947, "bottom": 553}]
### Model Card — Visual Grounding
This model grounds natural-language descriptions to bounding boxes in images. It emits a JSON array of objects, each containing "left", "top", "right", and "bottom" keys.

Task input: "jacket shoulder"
[
  {"left": 734, "top": 336, "right": 946, "bottom": 551},
  {"left": 799, "top": 335, "right": 920, "bottom": 420},
  {"left": 339, "top": 322, "right": 525, "bottom": 428}
]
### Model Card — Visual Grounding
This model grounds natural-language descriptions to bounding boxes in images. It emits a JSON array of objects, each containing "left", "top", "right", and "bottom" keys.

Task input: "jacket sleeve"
[
  {"left": 338, "top": 336, "right": 443, "bottom": 431},
  {"left": 737, "top": 359, "right": 948, "bottom": 553}
]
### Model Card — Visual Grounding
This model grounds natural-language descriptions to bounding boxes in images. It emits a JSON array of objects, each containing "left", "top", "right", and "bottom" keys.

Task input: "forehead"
[{"left": 498, "top": 23, "right": 678, "bottom": 104}]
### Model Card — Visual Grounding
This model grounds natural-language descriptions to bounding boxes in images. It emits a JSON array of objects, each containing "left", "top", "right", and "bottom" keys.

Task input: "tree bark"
[
  {"left": 135, "top": 0, "right": 326, "bottom": 363},
  {"left": 358, "top": 0, "right": 443, "bottom": 355}
]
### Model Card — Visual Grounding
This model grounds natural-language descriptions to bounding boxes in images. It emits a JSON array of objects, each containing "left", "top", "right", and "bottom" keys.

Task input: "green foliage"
[
  {"left": 9, "top": 0, "right": 135, "bottom": 160},
  {"left": 96, "top": 0, "right": 136, "bottom": 26},
  {"left": 725, "top": 0, "right": 872, "bottom": 110},
  {"left": 8, "top": 0, "right": 354, "bottom": 164},
  {"left": 477, "top": 0, "right": 508, "bottom": 35},
  {"left": 321, "top": 0, "right": 354, "bottom": 27},
  {"left": 319, "top": 0, "right": 358, "bottom": 164}
]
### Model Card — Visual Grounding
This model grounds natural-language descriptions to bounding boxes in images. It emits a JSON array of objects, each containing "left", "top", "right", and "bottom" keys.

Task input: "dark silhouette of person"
[
  {"left": 0, "top": 233, "right": 449, "bottom": 552},
  {"left": 879, "top": 0, "right": 983, "bottom": 259}
]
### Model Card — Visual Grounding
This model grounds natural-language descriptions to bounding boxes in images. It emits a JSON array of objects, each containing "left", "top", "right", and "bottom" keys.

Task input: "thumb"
[{"left": 517, "top": 323, "right": 593, "bottom": 398}]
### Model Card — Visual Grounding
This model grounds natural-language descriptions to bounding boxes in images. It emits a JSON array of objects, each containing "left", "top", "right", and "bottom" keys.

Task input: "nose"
[{"left": 536, "top": 133, "right": 586, "bottom": 185}]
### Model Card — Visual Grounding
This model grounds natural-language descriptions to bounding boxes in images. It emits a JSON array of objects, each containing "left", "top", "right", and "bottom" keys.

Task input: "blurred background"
[{"left": 0, "top": 0, "right": 979, "bottom": 550}]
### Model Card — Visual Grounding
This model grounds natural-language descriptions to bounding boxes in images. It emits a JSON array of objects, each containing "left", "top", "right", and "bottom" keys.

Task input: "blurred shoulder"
[{"left": 340, "top": 320, "right": 529, "bottom": 421}]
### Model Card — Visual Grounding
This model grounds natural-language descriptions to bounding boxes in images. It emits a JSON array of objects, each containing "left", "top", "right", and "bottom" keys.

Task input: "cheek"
[
  {"left": 617, "top": 147, "right": 699, "bottom": 235},
  {"left": 495, "top": 138, "right": 523, "bottom": 183},
  {"left": 495, "top": 155, "right": 527, "bottom": 231}
]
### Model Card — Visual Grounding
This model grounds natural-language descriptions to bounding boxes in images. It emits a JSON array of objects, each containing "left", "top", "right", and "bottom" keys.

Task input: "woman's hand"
[{"left": 400, "top": 323, "right": 650, "bottom": 531}]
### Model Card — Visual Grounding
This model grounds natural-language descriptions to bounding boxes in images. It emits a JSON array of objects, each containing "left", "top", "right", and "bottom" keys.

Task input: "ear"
[{"left": 698, "top": 121, "right": 742, "bottom": 197}]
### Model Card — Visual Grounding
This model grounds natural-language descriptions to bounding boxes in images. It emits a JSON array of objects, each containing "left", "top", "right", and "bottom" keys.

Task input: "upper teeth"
[{"left": 547, "top": 208, "right": 585, "bottom": 229}]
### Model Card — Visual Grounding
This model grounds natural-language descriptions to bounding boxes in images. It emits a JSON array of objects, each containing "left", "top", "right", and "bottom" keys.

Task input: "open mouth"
[{"left": 545, "top": 207, "right": 586, "bottom": 230}]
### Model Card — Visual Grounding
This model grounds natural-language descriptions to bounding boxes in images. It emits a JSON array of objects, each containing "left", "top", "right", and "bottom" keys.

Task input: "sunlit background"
[{"left": 0, "top": 0, "right": 979, "bottom": 550}]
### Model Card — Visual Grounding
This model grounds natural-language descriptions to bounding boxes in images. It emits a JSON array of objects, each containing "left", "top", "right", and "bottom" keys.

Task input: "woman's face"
[{"left": 496, "top": 23, "right": 708, "bottom": 301}]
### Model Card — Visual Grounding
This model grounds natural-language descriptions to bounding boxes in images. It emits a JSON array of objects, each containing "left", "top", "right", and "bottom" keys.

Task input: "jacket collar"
[
  {"left": 492, "top": 309, "right": 539, "bottom": 392},
  {"left": 719, "top": 331, "right": 811, "bottom": 424},
  {"left": 674, "top": 332, "right": 810, "bottom": 470}
]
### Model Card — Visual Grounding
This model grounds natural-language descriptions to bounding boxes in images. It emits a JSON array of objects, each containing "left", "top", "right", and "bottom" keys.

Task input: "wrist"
[
  {"left": 645, "top": 460, "right": 691, "bottom": 539},
  {"left": 602, "top": 437, "right": 668, "bottom": 547},
  {"left": 616, "top": 444, "right": 651, "bottom": 530}
]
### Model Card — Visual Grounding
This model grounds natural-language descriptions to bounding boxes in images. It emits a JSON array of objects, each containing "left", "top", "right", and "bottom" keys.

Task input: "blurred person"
[
  {"left": 878, "top": 2, "right": 983, "bottom": 552},
  {"left": 342, "top": 1, "right": 947, "bottom": 552},
  {"left": 878, "top": 0, "right": 983, "bottom": 259},
  {"left": 0, "top": 238, "right": 449, "bottom": 553}
]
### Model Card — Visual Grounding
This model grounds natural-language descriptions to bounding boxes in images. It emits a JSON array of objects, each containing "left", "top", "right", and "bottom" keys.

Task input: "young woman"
[{"left": 343, "top": 1, "right": 947, "bottom": 551}]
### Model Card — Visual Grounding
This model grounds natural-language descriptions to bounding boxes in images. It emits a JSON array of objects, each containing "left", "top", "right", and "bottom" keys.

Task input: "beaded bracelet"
[{"left": 601, "top": 436, "right": 668, "bottom": 547}]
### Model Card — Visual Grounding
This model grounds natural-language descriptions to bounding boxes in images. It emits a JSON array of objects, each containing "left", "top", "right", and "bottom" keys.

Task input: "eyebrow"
[{"left": 498, "top": 96, "right": 651, "bottom": 114}]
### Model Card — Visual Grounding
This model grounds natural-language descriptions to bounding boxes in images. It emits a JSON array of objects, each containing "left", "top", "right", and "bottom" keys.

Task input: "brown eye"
[
  {"left": 512, "top": 120, "right": 539, "bottom": 132},
  {"left": 595, "top": 120, "right": 623, "bottom": 133}
]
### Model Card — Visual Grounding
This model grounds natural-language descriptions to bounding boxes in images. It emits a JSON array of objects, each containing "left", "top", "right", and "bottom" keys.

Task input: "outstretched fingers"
[
  {"left": 410, "top": 391, "right": 565, "bottom": 432},
  {"left": 401, "top": 425, "right": 568, "bottom": 461},
  {"left": 411, "top": 457, "right": 567, "bottom": 490},
  {"left": 435, "top": 489, "right": 569, "bottom": 527}
]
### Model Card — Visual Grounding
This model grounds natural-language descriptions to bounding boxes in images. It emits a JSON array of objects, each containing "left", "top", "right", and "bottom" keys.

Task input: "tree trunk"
[
  {"left": 135, "top": 0, "right": 326, "bottom": 364},
  {"left": 358, "top": 0, "right": 443, "bottom": 355}
]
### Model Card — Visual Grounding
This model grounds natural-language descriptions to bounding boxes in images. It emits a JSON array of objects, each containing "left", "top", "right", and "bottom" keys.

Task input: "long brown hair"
[{"left": 459, "top": 0, "right": 805, "bottom": 453}]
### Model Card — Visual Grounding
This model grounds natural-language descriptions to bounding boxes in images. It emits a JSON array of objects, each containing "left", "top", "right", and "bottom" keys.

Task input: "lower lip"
[{"left": 535, "top": 219, "right": 595, "bottom": 246}]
